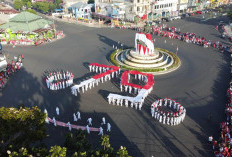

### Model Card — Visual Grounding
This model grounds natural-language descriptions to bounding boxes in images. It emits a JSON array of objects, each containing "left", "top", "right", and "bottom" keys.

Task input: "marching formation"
[
  {"left": 46, "top": 70, "right": 74, "bottom": 90},
  {"left": 151, "top": 99, "right": 186, "bottom": 126},
  {"left": 108, "top": 70, "right": 154, "bottom": 110},
  {"left": 44, "top": 107, "right": 111, "bottom": 136},
  {"left": 71, "top": 63, "right": 120, "bottom": 95}
]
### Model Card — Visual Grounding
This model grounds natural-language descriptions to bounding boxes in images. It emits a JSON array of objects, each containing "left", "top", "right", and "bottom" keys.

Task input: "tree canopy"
[
  {"left": 0, "top": 106, "right": 47, "bottom": 156},
  {"left": 13, "top": 0, "right": 23, "bottom": 10},
  {"left": 0, "top": 106, "right": 131, "bottom": 156}
]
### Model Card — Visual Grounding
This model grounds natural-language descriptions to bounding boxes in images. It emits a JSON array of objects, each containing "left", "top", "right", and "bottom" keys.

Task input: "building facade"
[
  {"left": 177, "top": 0, "right": 189, "bottom": 14},
  {"left": 151, "top": 0, "right": 179, "bottom": 19},
  {"left": 95, "top": 0, "right": 151, "bottom": 21},
  {"left": 69, "top": 2, "right": 93, "bottom": 19}
]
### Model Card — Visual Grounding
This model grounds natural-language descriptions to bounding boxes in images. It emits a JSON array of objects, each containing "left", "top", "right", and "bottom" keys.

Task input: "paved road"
[{"left": 0, "top": 16, "right": 230, "bottom": 156}]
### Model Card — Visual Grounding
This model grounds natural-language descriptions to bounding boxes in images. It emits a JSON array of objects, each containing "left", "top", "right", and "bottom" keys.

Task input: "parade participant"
[
  {"left": 151, "top": 107, "right": 154, "bottom": 117},
  {"left": 99, "top": 127, "right": 103, "bottom": 136},
  {"left": 86, "top": 125, "right": 90, "bottom": 134},
  {"left": 163, "top": 114, "right": 166, "bottom": 124},
  {"left": 53, "top": 117, "right": 56, "bottom": 126},
  {"left": 73, "top": 113, "right": 77, "bottom": 121},
  {"left": 87, "top": 117, "right": 92, "bottom": 126},
  {"left": 154, "top": 110, "right": 158, "bottom": 119},
  {"left": 56, "top": 107, "right": 59, "bottom": 115},
  {"left": 107, "top": 123, "right": 111, "bottom": 132},
  {"left": 67, "top": 122, "right": 71, "bottom": 131},
  {"left": 102, "top": 117, "right": 106, "bottom": 125},
  {"left": 77, "top": 111, "right": 81, "bottom": 120},
  {"left": 167, "top": 115, "right": 170, "bottom": 125}
]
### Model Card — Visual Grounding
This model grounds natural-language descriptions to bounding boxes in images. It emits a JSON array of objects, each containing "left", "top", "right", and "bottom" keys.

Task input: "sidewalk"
[{"left": 45, "top": 15, "right": 108, "bottom": 28}]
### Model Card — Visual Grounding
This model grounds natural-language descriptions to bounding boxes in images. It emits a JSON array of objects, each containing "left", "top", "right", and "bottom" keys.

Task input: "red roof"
[{"left": 0, "top": 9, "right": 19, "bottom": 14}]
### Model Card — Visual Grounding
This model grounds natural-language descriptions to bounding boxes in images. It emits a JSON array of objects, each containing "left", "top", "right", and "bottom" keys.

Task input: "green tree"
[
  {"left": 31, "top": 145, "right": 49, "bottom": 156},
  {"left": 39, "top": 2, "right": 49, "bottom": 13},
  {"left": 116, "top": 146, "right": 130, "bottom": 157},
  {"left": 0, "top": 106, "right": 47, "bottom": 155},
  {"left": 32, "top": 2, "right": 38, "bottom": 9},
  {"left": 26, "top": 9, "right": 37, "bottom": 14},
  {"left": 49, "top": 2, "right": 56, "bottom": 12},
  {"left": 21, "top": 0, "right": 30, "bottom": 6},
  {"left": 100, "top": 135, "right": 114, "bottom": 157},
  {"left": 13, "top": 0, "right": 23, "bottom": 10},
  {"left": 8, "top": 147, "right": 30, "bottom": 157},
  {"left": 64, "top": 130, "right": 92, "bottom": 156},
  {"left": 54, "top": 0, "right": 62, "bottom": 9},
  {"left": 32, "top": 2, "right": 49, "bottom": 13},
  {"left": 26, "top": 1, "right": 31, "bottom": 8},
  {"left": 49, "top": 146, "right": 67, "bottom": 157}
]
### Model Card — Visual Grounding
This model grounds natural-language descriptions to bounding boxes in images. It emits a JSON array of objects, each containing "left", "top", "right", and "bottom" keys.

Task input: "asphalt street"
[{"left": 0, "top": 15, "right": 231, "bottom": 156}]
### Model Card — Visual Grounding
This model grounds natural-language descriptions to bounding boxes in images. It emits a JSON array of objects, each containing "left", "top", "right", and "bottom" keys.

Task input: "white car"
[{"left": 172, "top": 16, "right": 181, "bottom": 20}]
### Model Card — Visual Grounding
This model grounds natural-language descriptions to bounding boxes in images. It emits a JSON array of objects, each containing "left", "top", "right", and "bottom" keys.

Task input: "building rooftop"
[{"left": 0, "top": 11, "right": 53, "bottom": 33}]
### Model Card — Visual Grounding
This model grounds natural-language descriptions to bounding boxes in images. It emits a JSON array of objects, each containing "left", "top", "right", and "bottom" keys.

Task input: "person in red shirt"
[{"left": 213, "top": 140, "right": 218, "bottom": 150}]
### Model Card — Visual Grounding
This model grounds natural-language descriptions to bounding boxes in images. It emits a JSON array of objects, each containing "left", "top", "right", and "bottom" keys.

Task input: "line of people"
[
  {"left": 211, "top": 79, "right": 232, "bottom": 156},
  {"left": 0, "top": 54, "right": 24, "bottom": 89},
  {"left": 45, "top": 107, "right": 111, "bottom": 136},
  {"left": 151, "top": 98, "right": 186, "bottom": 126},
  {"left": 71, "top": 63, "right": 120, "bottom": 96},
  {"left": 114, "top": 24, "right": 232, "bottom": 54},
  {"left": 46, "top": 70, "right": 74, "bottom": 90},
  {"left": 150, "top": 25, "right": 231, "bottom": 53}
]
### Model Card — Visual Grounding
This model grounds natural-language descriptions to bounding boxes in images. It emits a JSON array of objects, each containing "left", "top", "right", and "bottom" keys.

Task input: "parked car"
[
  {"left": 161, "top": 17, "right": 170, "bottom": 22},
  {"left": 153, "top": 20, "right": 161, "bottom": 24},
  {"left": 196, "top": 11, "right": 202, "bottom": 14}
]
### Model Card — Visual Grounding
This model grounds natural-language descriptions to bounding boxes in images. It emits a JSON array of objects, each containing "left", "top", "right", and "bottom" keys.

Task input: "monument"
[{"left": 110, "top": 32, "right": 181, "bottom": 75}]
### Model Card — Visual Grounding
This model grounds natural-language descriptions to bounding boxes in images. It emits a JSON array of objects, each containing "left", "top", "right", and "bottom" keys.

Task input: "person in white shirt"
[
  {"left": 107, "top": 123, "right": 111, "bottom": 132},
  {"left": 87, "top": 118, "right": 92, "bottom": 126},
  {"left": 56, "top": 107, "right": 59, "bottom": 115},
  {"left": 77, "top": 111, "right": 81, "bottom": 120},
  {"left": 86, "top": 125, "right": 90, "bottom": 134},
  {"left": 67, "top": 122, "right": 71, "bottom": 131},
  {"left": 53, "top": 117, "right": 56, "bottom": 126},
  {"left": 73, "top": 113, "right": 77, "bottom": 121},
  {"left": 102, "top": 117, "right": 106, "bottom": 125},
  {"left": 99, "top": 127, "right": 103, "bottom": 136}
]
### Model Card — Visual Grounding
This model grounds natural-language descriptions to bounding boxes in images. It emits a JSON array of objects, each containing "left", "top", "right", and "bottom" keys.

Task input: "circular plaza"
[{"left": 0, "top": 17, "right": 230, "bottom": 157}]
